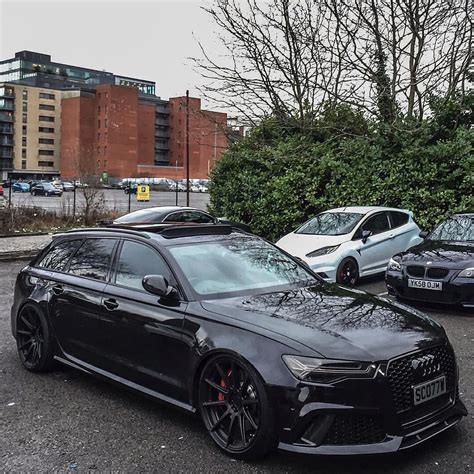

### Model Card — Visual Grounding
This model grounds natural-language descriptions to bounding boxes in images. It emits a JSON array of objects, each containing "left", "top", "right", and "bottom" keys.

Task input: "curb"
[{"left": 0, "top": 250, "right": 40, "bottom": 262}]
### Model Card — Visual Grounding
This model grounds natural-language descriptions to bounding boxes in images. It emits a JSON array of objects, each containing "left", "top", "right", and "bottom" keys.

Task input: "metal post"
[
  {"left": 8, "top": 176, "right": 12, "bottom": 208},
  {"left": 175, "top": 179, "right": 178, "bottom": 206},
  {"left": 186, "top": 90, "right": 190, "bottom": 207},
  {"left": 72, "top": 182, "right": 76, "bottom": 218},
  {"left": 128, "top": 181, "right": 131, "bottom": 213}
]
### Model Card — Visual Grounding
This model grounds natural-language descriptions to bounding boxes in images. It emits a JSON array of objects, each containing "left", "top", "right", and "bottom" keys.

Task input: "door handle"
[
  {"left": 103, "top": 298, "right": 119, "bottom": 311},
  {"left": 389, "top": 234, "right": 395, "bottom": 239},
  {"left": 52, "top": 284, "right": 64, "bottom": 295}
]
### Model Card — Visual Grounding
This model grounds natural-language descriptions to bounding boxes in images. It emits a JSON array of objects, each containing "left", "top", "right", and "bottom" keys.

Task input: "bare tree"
[{"left": 194, "top": 0, "right": 472, "bottom": 124}]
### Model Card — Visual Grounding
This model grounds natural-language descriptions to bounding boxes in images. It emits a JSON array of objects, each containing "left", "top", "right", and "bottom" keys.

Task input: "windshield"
[
  {"left": 116, "top": 209, "right": 165, "bottom": 223},
  {"left": 296, "top": 212, "right": 364, "bottom": 236},
  {"left": 429, "top": 217, "right": 473, "bottom": 242},
  {"left": 169, "top": 236, "right": 316, "bottom": 297}
]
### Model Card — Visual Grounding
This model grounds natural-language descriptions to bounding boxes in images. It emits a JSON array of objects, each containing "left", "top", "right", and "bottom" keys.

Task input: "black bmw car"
[
  {"left": 386, "top": 213, "right": 474, "bottom": 308},
  {"left": 11, "top": 225, "right": 466, "bottom": 459}
]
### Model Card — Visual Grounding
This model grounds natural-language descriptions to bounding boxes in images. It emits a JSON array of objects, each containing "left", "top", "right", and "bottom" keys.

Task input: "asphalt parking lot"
[
  {"left": 8, "top": 188, "right": 210, "bottom": 215},
  {"left": 0, "top": 260, "right": 472, "bottom": 472}
]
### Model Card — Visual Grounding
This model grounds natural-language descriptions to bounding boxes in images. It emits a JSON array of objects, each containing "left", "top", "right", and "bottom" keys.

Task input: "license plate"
[
  {"left": 413, "top": 375, "right": 446, "bottom": 406},
  {"left": 408, "top": 279, "right": 442, "bottom": 290}
]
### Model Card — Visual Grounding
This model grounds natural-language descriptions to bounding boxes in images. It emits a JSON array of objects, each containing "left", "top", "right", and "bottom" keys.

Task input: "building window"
[
  {"left": 38, "top": 149, "right": 54, "bottom": 156},
  {"left": 22, "top": 125, "right": 27, "bottom": 135},
  {"left": 22, "top": 137, "right": 27, "bottom": 146},
  {"left": 22, "top": 149, "right": 26, "bottom": 158},
  {"left": 21, "top": 160, "right": 27, "bottom": 170},
  {"left": 98, "top": 106, "right": 101, "bottom": 114},
  {"left": 98, "top": 132, "right": 100, "bottom": 142},
  {"left": 97, "top": 160, "right": 101, "bottom": 168},
  {"left": 104, "top": 159, "right": 107, "bottom": 169},
  {"left": 22, "top": 90, "right": 28, "bottom": 99},
  {"left": 39, "top": 104, "right": 55, "bottom": 111},
  {"left": 22, "top": 113, "right": 27, "bottom": 124},
  {"left": 98, "top": 119, "right": 100, "bottom": 129},
  {"left": 38, "top": 127, "right": 54, "bottom": 133},
  {"left": 38, "top": 161, "right": 54, "bottom": 167},
  {"left": 39, "top": 138, "right": 54, "bottom": 145},
  {"left": 39, "top": 115, "right": 55, "bottom": 122},
  {"left": 39, "top": 92, "right": 55, "bottom": 100},
  {"left": 104, "top": 119, "right": 108, "bottom": 128},
  {"left": 22, "top": 102, "right": 27, "bottom": 112}
]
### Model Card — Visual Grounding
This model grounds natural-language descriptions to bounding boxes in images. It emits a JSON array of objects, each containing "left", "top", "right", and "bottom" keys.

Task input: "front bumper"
[
  {"left": 386, "top": 271, "right": 474, "bottom": 308},
  {"left": 268, "top": 346, "right": 467, "bottom": 455}
]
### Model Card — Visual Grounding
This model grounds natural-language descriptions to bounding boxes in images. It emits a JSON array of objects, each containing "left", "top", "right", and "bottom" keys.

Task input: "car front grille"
[
  {"left": 387, "top": 345, "right": 456, "bottom": 417},
  {"left": 322, "top": 414, "right": 386, "bottom": 445},
  {"left": 426, "top": 267, "right": 449, "bottom": 279},
  {"left": 406, "top": 265, "right": 425, "bottom": 278}
]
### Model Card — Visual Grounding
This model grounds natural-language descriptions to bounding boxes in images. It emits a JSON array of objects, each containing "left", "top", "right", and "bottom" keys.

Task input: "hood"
[
  {"left": 276, "top": 232, "right": 348, "bottom": 259},
  {"left": 201, "top": 284, "right": 445, "bottom": 362},
  {"left": 400, "top": 240, "right": 474, "bottom": 269}
]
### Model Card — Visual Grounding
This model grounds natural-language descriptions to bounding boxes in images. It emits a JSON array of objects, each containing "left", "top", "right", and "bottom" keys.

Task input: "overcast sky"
[{"left": 0, "top": 0, "right": 226, "bottom": 103}]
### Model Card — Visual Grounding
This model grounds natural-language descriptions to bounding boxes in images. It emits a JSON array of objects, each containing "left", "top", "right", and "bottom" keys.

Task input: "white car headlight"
[
  {"left": 282, "top": 355, "right": 377, "bottom": 383},
  {"left": 387, "top": 257, "right": 402, "bottom": 272},
  {"left": 306, "top": 245, "right": 340, "bottom": 258},
  {"left": 457, "top": 268, "right": 474, "bottom": 278}
]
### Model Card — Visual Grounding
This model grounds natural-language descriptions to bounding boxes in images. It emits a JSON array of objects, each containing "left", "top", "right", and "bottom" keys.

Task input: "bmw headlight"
[
  {"left": 457, "top": 268, "right": 474, "bottom": 278},
  {"left": 282, "top": 355, "right": 377, "bottom": 383},
  {"left": 387, "top": 257, "right": 402, "bottom": 272},
  {"left": 306, "top": 245, "right": 340, "bottom": 258}
]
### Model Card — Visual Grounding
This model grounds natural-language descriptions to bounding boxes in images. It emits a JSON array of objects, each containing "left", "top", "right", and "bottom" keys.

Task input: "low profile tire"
[
  {"left": 336, "top": 257, "right": 359, "bottom": 287},
  {"left": 198, "top": 354, "right": 277, "bottom": 461},
  {"left": 16, "top": 304, "right": 56, "bottom": 372}
]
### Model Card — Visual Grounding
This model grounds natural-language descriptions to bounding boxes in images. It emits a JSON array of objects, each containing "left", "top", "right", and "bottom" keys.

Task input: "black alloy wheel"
[
  {"left": 16, "top": 305, "right": 55, "bottom": 372},
  {"left": 336, "top": 257, "right": 359, "bottom": 287},
  {"left": 199, "top": 355, "right": 276, "bottom": 460}
]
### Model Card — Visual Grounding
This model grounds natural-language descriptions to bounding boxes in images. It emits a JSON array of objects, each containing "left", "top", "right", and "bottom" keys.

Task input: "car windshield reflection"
[{"left": 296, "top": 212, "right": 364, "bottom": 236}]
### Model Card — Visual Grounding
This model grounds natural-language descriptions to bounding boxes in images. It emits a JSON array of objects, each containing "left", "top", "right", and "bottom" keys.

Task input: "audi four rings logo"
[{"left": 411, "top": 354, "right": 440, "bottom": 378}]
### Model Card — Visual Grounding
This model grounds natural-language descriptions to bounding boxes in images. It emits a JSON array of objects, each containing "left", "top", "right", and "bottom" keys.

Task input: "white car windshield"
[
  {"left": 429, "top": 217, "right": 473, "bottom": 242},
  {"left": 169, "top": 236, "right": 316, "bottom": 296},
  {"left": 296, "top": 212, "right": 364, "bottom": 236}
]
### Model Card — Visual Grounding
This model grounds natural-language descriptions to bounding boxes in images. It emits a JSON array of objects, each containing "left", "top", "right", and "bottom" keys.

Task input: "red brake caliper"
[{"left": 218, "top": 369, "right": 232, "bottom": 401}]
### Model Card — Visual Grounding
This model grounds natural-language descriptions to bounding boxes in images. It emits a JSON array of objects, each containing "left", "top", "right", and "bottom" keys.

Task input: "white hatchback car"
[{"left": 276, "top": 206, "right": 422, "bottom": 286}]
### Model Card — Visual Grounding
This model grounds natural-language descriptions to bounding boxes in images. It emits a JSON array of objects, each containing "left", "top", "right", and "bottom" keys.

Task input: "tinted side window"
[
  {"left": 115, "top": 241, "right": 173, "bottom": 290},
  {"left": 164, "top": 212, "right": 186, "bottom": 223},
  {"left": 190, "top": 211, "right": 215, "bottom": 223},
  {"left": 390, "top": 211, "right": 409, "bottom": 228},
  {"left": 361, "top": 213, "right": 391, "bottom": 236},
  {"left": 69, "top": 239, "right": 116, "bottom": 281},
  {"left": 38, "top": 239, "right": 82, "bottom": 271}
]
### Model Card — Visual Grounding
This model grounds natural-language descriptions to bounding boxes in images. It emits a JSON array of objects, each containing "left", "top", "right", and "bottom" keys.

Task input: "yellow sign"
[{"left": 136, "top": 184, "right": 150, "bottom": 201}]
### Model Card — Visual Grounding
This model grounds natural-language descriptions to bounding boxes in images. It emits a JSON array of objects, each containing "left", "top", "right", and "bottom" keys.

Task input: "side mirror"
[
  {"left": 142, "top": 275, "right": 178, "bottom": 300},
  {"left": 361, "top": 230, "right": 372, "bottom": 243},
  {"left": 419, "top": 230, "right": 429, "bottom": 239}
]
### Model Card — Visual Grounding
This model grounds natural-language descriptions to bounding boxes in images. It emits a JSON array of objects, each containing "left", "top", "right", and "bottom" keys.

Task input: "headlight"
[
  {"left": 457, "top": 268, "right": 474, "bottom": 278},
  {"left": 306, "top": 245, "right": 340, "bottom": 258},
  {"left": 387, "top": 257, "right": 401, "bottom": 272},
  {"left": 282, "top": 355, "right": 377, "bottom": 383}
]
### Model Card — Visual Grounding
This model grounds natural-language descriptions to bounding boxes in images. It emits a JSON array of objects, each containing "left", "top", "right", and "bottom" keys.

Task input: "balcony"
[
  {"left": 0, "top": 112, "right": 13, "bottom": 122},
  {"left": 0, "top": 101, "right": 14, "bottom": 111},
  {"left": 0, "top": 88, "right": 14, "bottom": 98},
  {"left": 0, "top": 159, "right": 13, "bottom": 171},
  {"left": 0, "top": 137, "right": 13, "bottom": 146},
  {"left": 0, "top": 125, "right": 13, "bottom": 134},
  {"left": 0, "top": 148, "right": 13, "bottom": 159},
  {"left": 155, "top": 128, "right": 170, "bottom": 138},
  {"left": 155, "top": 116, "right": 169, "bottom": 127}
]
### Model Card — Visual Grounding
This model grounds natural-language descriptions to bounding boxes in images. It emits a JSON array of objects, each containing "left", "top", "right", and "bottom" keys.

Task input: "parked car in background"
[
  {"left": 123, "top": 183, "right": 138, "bottom": 195},
  {"left": 277, "top": 206, "right": 422, "bottom": 286},
  {"left": 386, "top": 213, "right": 474, "bottom": 308},
  {"left": 108, "top": 206, "right": 252, "bottom": 232},
  {"left": 31, "top": 182, "right": 63, "bottom": 197},
  {"left": 12, "top": 182, "right": 30, "bottom": 193},
  {"left": 61, "top": 181, "right": 75, "bottom": 192}
]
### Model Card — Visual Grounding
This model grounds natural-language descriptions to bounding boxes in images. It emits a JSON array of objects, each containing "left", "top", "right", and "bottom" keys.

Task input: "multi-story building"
[
  {"left": 0, "top": 51, "right": 231, "bottom": 181},
  {"left": 0, "top": 83, "right": 62, "bottom": 179}
]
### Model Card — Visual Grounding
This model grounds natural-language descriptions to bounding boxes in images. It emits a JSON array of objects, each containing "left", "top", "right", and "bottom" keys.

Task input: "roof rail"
[{"left": 60, "top": 227, "right": 152, "bottom": 239}]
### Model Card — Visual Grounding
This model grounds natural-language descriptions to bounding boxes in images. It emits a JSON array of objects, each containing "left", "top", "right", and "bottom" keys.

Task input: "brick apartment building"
[{"left": 0, "top": 50, "right": 231, "bottom": 181}]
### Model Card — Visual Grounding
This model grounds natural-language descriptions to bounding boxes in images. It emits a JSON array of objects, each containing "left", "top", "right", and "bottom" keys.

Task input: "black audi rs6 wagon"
[{"left": 11, "top": 224, "right": 467, "bottom": 459}]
